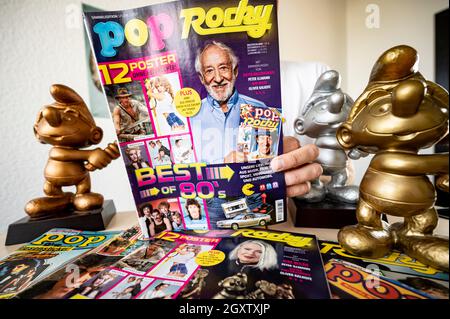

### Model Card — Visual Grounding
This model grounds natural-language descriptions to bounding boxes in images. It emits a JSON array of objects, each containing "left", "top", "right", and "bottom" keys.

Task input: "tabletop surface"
[{"left": 1, "top": 202, "right": 448, "bottom": 259}]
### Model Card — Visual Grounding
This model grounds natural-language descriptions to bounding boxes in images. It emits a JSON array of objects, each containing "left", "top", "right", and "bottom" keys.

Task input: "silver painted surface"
[{"left": 294, "top": 70, "right": 359, "bottom": 203}]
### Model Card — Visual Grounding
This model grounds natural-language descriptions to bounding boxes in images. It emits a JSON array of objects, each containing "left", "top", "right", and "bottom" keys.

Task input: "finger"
[
  {"left": 271, "top": 144, "right": 319, "bottom": 172},
  {"left": 284, "top": 163, "right": 323, "bottom": 186},
  {"left": 286, "top": 182, "right": 311, "bottom": 198},
  {"left": 283, "top": 136, "right": 301, "bottom": 153}
]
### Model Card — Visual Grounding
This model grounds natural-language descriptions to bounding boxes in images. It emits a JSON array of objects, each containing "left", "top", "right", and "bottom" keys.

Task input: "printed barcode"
[{"left": 275, "top": 199, "right": 284, "bottom": 222}]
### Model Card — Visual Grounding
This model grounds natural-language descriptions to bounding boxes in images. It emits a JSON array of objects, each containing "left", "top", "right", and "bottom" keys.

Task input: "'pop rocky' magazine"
[
  {"left": 0, "top": 229, "right": 119, "bottom": 299},
  {"left": 17, "top": 227, "right": 331, "bottom": 299},
  {"left": 83, "top": 0, "right": 287, "bottom": 238}
]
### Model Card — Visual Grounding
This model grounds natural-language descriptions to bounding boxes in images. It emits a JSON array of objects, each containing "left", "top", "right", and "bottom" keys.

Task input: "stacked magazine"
[
  {"left": 0, "top": 229, "right": 119, "bottom": 299},
  {"left": 319, "top": 240, "right": 449, "bottom": 299},
  {"left": 4, "top": 227, "right": 447, "bottom": 299},
  {"left": 14, "top": 226, "right": 331, "bottom": 299}
]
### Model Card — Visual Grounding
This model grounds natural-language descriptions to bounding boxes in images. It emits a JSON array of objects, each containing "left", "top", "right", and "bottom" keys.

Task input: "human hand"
[{"left": 270, "top": 136, "right": 322, "bottom": 197}]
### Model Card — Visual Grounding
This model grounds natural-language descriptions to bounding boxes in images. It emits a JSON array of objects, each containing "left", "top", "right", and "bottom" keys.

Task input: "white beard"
[{"left": 205, "top": 75, "right": 236, "bottom": 103}]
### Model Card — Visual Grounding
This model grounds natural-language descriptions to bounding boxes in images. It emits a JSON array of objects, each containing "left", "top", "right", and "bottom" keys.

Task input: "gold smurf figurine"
[
  {"left": 336, "top": 45, "right": 449, "bottom": 271},
  {"left": 25, "top": 84, "right": 120, "bottom": 219}
]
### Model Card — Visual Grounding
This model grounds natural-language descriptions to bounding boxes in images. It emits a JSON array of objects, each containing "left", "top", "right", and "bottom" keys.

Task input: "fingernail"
[
  {"left": 317, "top": 165, "right": 323, "bottom": 176},
  {"left": 271, "top": 157, "right": 284, "bottom": 172},
  {"left": 310, "top": 144, "right": 320, "bottom": 159}
]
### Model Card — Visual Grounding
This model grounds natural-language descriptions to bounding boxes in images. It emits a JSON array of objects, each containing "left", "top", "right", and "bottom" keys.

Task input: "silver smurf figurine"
[{"left": 294, "top": 70, "right": 359, "bottom": 204}]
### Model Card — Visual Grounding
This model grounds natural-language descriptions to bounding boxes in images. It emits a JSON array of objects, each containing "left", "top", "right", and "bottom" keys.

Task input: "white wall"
[
  {"left": 0, "top": 0, "right": 448, "bottom": 232},
  {"left": 346, "top": 0, "right": 448, "bottom": 98},
  {"left": 0, "top": 0, "right": 167, "bottom": 232},
  {"left": 345, "top": 0, "right": 448, "bottom": 184},
  {"left": 278, "top": 0, "right": 348, "bottom": 87}
]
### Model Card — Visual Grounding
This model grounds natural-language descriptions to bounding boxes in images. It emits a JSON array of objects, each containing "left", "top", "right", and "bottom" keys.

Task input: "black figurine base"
[
  {"left": 5, "top": 200, "right": 116, "bottom": 246},
  {"left": 293, "top": 197, "right": 358, "bottom": 229},
  {"left": 437, "top": 207, "right": 449, "bottom": 219}
]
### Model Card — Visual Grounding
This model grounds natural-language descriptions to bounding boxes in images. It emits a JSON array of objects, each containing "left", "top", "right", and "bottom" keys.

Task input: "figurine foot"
[
  {"left": 24, "top": 193, "right": 74, "bottom": 219},
  {"left": 390, "top": 222, "right": 449, "bottom": 271},
  {"left": 74, "top": 193, "right": 103, "bottom": 211},
  {"left": 338, "top": 224, "right": 394, "bottom": 258},
  {"left": 296, "top": 185, "right": 326, "bottom": 203},
  {"left": 397, "top": 235, "right": 449, "bottom": 271},
  {"left": 327, "top": 185, "right": 359, "bottom": 204},
  {"left": 389, "top": 208, "right": 438, "bottom": 240}
]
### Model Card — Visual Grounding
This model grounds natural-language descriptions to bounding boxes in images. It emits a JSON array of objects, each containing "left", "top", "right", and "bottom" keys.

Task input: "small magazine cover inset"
[{"left": 238, "top": 104, "right": 281, "bottom": 162}]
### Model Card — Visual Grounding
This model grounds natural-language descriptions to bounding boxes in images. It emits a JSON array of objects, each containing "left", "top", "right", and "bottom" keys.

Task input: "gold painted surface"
[
  {"left": 336, "top": 45, "right": 449, "bottom": 271},
  {"left": 25, "top": 84, "right": 120, "bottom": 219}
]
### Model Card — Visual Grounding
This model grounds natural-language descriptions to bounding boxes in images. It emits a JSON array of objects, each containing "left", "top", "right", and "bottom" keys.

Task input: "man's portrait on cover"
[
  {"left": 247, "top": 129, "right": 277, "bottom": 161},
  {"left": 190, "top": 41, "right": 266, "bottom": 164}
]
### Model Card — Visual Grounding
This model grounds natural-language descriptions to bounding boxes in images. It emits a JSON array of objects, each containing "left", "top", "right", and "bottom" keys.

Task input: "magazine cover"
[
  {"left": 0, "top": 228, "right": 119, "bottom": 299},
  {"left": 320, "top": 241, "right": 449, "bottom": 299},
  {"left": 16, "top": 226, "right": 141, "bottom": 299},
  {"left": 83, "top": 0, "right": 287, "bottom": 238},
  {"left": 324, "top": 259, "right": 437, "bottom": 299},
  {"left": 320, "top": 240, "right": 449, "bottom": 281},
  {"left": 18, "top": 226, "right": 331, "bottom": 299}
]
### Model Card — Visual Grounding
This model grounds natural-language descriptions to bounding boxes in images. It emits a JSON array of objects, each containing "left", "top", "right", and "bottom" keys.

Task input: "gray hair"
[
  {"left": 229, "top": 240, "right": 278, "bottom": 271},
  {"left": 194, "top": 41, "right": 239, "bottom": 74}
]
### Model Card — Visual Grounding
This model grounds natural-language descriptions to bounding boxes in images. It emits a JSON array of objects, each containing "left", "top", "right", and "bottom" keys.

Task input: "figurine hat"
[
  {"left": 347, "top": 45, "right": 421, "bottom": 121},
  {"left": 314, "top": 70, "right": 341, "bottom": 92},
  {"left": 115, "top": 87, "right": 132, "bottom": 98},
  {"left": 50, "top": 84, "right": 96, "bottom": 126},
  {"left": 301, "top": 70, "right": 347, "bottom": 116},
  {"left": 369, "top": 45, "right": 418, "bottom": 83}
]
